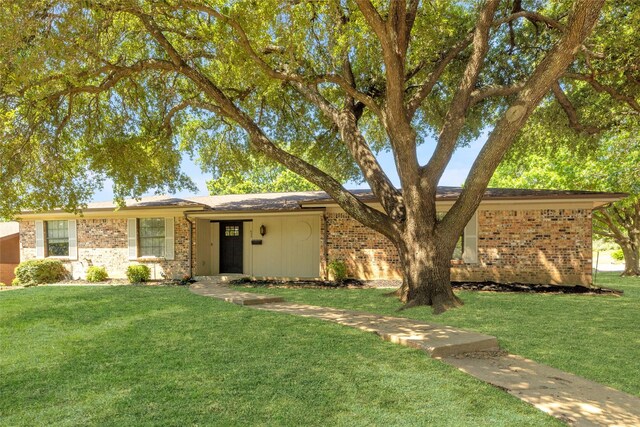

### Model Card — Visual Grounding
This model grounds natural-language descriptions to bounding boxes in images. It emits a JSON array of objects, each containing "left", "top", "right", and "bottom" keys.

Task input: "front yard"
[
  {"left": 237, "top": 272, "right": 640, "bottom": 398},
  {"left": 0, "top": 285, "right": 558, "bottom": 426},
  {"left": 2, "top": 273, "right": 636, "bottom": 426}
]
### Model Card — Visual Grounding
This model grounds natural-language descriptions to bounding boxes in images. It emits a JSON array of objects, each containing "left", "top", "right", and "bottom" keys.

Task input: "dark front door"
[{"left": 220, "top": 221, "right": 243, "bottom": 273}]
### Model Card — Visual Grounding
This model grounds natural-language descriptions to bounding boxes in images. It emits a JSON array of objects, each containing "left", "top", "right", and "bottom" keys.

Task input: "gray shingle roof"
[{"left": 77, "top": 187, "right": 626, "bottom": 212}]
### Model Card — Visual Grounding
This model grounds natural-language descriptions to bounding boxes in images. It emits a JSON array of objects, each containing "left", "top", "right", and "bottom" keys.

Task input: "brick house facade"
[
  {"left": 325, "top": 208, "right": 593, "bottom": 285},
  {"left": 17, "top": 189, "right": 622, "bottom": 285}
]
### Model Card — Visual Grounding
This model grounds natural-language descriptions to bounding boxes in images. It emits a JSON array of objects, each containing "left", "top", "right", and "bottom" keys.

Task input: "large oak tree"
[{"left": 2, "top": 0, "right": 628, "bottom": 312}]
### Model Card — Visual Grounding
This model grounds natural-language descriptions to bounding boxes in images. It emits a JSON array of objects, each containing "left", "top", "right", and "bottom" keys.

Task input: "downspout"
[
  {"left": 323, "top": 212, "right": 329, "bottom": 279},
  {"left": 184, "top": 212, "right": 194, "bottom": 278}
]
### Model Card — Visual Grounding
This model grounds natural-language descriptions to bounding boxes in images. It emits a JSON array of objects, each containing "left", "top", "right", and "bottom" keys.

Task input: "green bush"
[
  {"left": 86, "top": 266, "right": 109, "bottom": 282},
  {"left": 611, "top": 248, "right": 624, "bottom": 262},
  {"left": 11, "top": 278, "right": 20, "bottom": 286},
  {"left": 328, "top": 259, "right": 348, "bottom": 283},
  {"left": 0, "top": 282, "right": 5, "bottom": 287},
  {"left": 126, "top": 265, "right": 151, "bottom": 283},
  {"left": 14, "top": 259, "right": 68, "bottom": 286}
]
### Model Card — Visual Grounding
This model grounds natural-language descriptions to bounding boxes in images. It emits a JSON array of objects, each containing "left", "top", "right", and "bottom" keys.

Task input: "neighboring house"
[
  {"left": 0, "top": 222, "right": 20, "bottom": 285},
  {"left": 17, "top": 188, "right": 625, "bottom": 285}
]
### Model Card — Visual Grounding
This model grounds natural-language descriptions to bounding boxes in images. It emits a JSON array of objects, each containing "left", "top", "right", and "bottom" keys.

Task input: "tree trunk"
[
  {"left": 396, "top": 235, "right": 463, "bottom": 314},
  {"left": 621, "top": 242, "right": 640, "bottom": 276}
]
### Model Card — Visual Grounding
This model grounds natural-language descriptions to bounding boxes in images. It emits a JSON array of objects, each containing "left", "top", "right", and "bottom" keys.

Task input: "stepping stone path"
[{"left": 190, "top": 279, "right": 640, "bottom": 426}]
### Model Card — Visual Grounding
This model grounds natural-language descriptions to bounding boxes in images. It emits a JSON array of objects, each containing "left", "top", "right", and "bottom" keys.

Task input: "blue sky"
[{"left": 91, "top": 136, "right": 487, "bottom": 202}]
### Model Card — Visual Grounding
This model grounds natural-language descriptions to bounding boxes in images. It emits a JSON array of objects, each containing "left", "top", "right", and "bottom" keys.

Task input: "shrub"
[
  {"left": 611, "top": 249, "right": 624, "bottom": 262},
  {"left": 86, "top": 266, "right": 109, "bottom": 282},
  {"left": 0, "top": 282, "right": 5, "bottom": 287},
  {"left": 126, "top": 265, "right": 151, "bottom": 283},
  {"left": 11, "top": 278, "right": 20, "bottom": 286},
  {"left": 14, "top": 259, "right": 68, "bottom": 286},
  {"left": 328, "top": 259, "right": 348, "bottom": 283}
]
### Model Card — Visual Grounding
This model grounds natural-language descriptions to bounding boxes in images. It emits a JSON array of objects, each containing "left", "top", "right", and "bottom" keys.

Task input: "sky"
[{"left": 90, "top": 136, "right": 488, "bottom": 202}]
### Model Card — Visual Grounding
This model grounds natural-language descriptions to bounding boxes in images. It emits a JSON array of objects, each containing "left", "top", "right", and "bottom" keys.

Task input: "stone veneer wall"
[
  {"left": 325, "top": 208, "right": 593, "bottom": 286},
  {"left": 20, "top": 217, "right": 192, "bottom": 280}
]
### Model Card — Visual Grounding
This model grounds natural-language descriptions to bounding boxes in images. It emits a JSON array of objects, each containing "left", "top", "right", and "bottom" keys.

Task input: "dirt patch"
[{"left": 230, "top": 278, "right": 622, "bottom": 295}]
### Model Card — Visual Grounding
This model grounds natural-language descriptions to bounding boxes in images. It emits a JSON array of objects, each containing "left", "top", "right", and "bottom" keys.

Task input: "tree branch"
[
  {"left": 407, "top": 8, "right": 565, "bottom": 116},
  {"left": 129, "top": 8, "right": 397, "bottom": 239},
  {"left": 594, "top": 208, "right": 628, "bottom": 243},
  {"left": 177, "top": 1, "right": 383, "bottom": 119},
  {"left": 493, "top": 10, "right": 565, "bottom": 31},
  {"left": 422, "top": 0, "right": 500, "bottom": 183},
  {"left": 44, "top": 59, "right": 175, "bottom": 101},
  {"left": 406, "top": 33, "right": 474, "bottom": 118},
  {"left": 551, "top": 82, "right": 600, "bottom": 135},
  {"left": 442, "top": 0, "right": 605, "bottom": 239},
  {"left": 564, "top": 72, "right": 640, "bottom": 112},
  {"left": 469, "top": 82, "right": 526, "bottom": 106}
]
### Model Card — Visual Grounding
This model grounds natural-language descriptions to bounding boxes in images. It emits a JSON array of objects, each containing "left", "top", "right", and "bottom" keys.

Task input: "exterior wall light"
[{"left": 259, "top": 225, "right": 266, "bottom": 236}]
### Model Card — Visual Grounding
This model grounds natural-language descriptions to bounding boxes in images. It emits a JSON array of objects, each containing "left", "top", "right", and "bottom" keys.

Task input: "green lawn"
[
  {"left": 0, "top": 286, "right": 559, "bottom": 426},
  {"left": 237, "top": 272, "right": 640, "bottom": 398}
]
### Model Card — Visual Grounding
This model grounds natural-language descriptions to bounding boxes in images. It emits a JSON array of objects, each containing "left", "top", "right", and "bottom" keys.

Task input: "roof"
[
  {"left": 70, "top": 187, "right": 626, "bottom": 213},
  {"left": 0, "top": 222, "right": 19, "bottom": 238},
  {"left": 85, "top": 195, "right": 209, "bottom": 210}
]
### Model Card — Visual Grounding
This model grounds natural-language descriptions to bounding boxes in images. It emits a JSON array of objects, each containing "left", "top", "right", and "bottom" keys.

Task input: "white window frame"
[
  {"left": 127, "top": 217, "right": 175, "bottom": 260},
  {"left": 35, "top": 220, "right": 77, "bottom": 260}
]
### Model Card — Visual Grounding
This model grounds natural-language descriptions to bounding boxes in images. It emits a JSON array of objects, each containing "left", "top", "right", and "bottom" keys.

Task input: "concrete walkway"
[{"left": 190, "top": 279, "right": 640, "bottom": 427}]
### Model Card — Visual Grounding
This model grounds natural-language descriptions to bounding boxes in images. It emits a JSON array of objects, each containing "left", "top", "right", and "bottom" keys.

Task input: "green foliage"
[
  {"left": 0, "top": 282, "right": 5, "bottom": 287},
  {"left": 492, "top": 131, "right": 639, "bottom": 194},
  {"left": 126, "top": 265, "right": 151, "bottom": 283},
  {"left": 14, "top": 259, "right": 68, "bottom": 286},
  {"left": 207, "top": 155, "right": 322, "bottom": 195},
  {"left": 11, "top": 278, "right": 20, "bottom": 286},
  {"left": 328, "top": 259, "right": 348, "bottom": 282},
  {"left": 611, "top": 249, "right": 625, "bottom": 262},
  {"left": 86, "top": 266, "right": 108, "bottom": 282},
  {"left": 2, "top": 1, "right": 628, "bottom": 217}
]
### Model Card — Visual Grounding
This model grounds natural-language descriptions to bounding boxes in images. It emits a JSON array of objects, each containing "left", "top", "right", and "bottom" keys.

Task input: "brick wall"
[
  {"left": 19, "top": 217, "right": 192, "bottom": 280},
  {"left": 18, "top": 207, "right": 593, "bottom": 285},
  {"left": 325, "top": 212, "right": 402, "bottom": 280},
  {"left": 0, "top": 234, "right": 20, "bottom": 284},
  {"left": 325, "top": 208, "right": 592, "bottom": 285}
]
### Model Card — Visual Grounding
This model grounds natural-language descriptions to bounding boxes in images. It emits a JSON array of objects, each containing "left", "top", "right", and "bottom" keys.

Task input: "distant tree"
[
  {"left": 207, "top": 158, "right": 320, "bottom": 194},
  {"left": 4, "top": 0, "right": 634, "bottom": 312},
  {"left": 208, "top": 164, "right": 318, "bottom": 195}
]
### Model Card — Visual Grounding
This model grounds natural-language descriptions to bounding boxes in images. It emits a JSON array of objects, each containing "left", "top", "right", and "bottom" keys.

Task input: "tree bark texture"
[
  {"left": 396, "top": 231, "right": 463, "bottom": 314},
  {"left": 620, "top": 241, "right": 640, "bottom": 276}
]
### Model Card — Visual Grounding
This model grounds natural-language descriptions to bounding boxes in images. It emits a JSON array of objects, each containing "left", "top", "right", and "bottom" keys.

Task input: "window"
[
  {"left": 224, "top": 225, "right": 240, "bottom": 237},
  {"left": 46, "top": 220, "right": 69, "bottom": 257},
  {"left": 139, "top": 218, "right": 166, "bottom": 257}
]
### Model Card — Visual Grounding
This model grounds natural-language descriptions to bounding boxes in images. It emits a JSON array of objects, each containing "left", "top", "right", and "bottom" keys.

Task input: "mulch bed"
[
  {"left": 450, "top": 281, "right": 623, "bottom": 295},
  {"left": 230, "top": 277, "right": 623, "bottom": 295}
]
